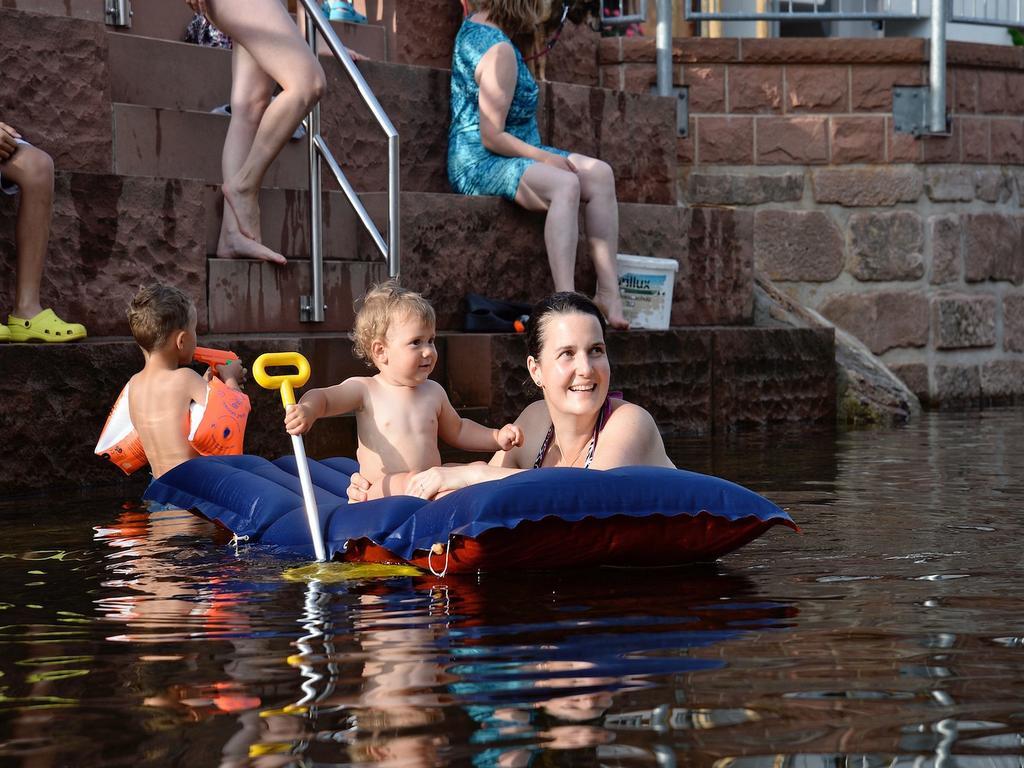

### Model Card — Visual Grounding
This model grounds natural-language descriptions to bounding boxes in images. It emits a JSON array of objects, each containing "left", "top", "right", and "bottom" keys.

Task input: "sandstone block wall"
[{"left": 604, "top": 36, "right": 1024, "bottom": 406}]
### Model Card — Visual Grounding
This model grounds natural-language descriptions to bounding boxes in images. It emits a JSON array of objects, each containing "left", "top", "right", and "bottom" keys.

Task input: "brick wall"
[{"left": 603, "top": 36, "right": 1024, "bottom": 406}]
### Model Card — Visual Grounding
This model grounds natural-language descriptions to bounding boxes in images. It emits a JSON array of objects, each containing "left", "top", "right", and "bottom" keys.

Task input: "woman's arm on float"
[
  {"left": 285, "top": 377, "right": 365, "bottom": 436},
  {"left": 587, "top": 402, "right": 675, "bottom": 470},
  {"left": 476, "top": 43, "right": 574, "bottom": 171}
]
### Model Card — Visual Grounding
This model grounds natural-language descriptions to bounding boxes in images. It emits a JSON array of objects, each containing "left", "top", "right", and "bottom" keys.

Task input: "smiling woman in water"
[{"left": 347, "top": 291, "right": 672, "bottom": 502}]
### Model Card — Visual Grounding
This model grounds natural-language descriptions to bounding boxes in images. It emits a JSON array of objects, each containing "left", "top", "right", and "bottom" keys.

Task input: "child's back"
[
  {"left": 121, "top": 283, "right": 246, "bottom": 478},
  {"left": 128, "top": 365, "right": 208, "bottom": 478}
]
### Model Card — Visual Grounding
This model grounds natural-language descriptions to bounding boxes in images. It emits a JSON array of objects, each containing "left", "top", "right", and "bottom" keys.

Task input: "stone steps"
[
  {"left": 0, "top": 169, "right": 751, "bottom": 338},
  {"left": 198, "top": 188, "right": 754, "bottom": 334},
  {"left": 103, "top": 32, "right": 677, "bottom": 203},
  {"left": 0, "top": 326, "right": 836, "bottom": 495}
]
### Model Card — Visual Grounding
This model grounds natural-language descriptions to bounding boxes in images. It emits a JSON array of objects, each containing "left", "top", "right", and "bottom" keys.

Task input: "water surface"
[{"left": 1, "top": 410, "right": 1022, "bottom": 767}]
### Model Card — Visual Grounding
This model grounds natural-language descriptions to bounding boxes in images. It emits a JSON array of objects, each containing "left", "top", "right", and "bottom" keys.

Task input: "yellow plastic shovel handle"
[{"left": 253, "top": 352, "right": 311, "bottom": 408}]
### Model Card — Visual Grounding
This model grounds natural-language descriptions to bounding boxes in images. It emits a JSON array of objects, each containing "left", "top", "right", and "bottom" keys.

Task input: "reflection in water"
[{"left": 0, "top": 410, "right": 1022, "bottom": 766}]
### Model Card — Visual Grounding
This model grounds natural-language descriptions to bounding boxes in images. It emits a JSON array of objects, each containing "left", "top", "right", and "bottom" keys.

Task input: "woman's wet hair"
[{"left": 526, "top": 291, "right": 607, "bottom": 359}]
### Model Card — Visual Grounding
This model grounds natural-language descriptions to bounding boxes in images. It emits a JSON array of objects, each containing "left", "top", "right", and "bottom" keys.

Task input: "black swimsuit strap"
[{"left": 533, "top": 395, "right": 615, "bottom": 469}]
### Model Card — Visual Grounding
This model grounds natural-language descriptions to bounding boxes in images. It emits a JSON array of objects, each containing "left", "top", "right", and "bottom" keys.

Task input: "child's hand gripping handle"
[{"left": 253, "top": 352, "right": 325, "bottom": 562}]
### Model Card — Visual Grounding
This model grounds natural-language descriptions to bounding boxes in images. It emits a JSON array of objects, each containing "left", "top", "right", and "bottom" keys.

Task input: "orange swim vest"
[{"left": 94, "top": 377, "right": 250, "bottom": 475}]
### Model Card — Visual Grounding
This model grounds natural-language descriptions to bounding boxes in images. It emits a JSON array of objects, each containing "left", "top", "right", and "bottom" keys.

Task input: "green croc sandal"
[
  {"left": 7, "top": 308, "right": 87, "bottom": 343},
  {"left": 0, "top": 324, "right": 9, "bottom": 342}
]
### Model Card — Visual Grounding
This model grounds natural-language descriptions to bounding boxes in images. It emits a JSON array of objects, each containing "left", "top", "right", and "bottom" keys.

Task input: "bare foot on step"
[
  {"left": 217, "top": 221, "right": 287, "bottom": 265},
  {"left": 222, "top": 181, "right": 262, "bottom": 243},
  {"left": 594, "top": 289, "right": 630, "bottom": 330}
]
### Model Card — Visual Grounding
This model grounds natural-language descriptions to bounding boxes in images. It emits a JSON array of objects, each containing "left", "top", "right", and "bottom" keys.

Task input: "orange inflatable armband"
[
  {"left": 95, "top": 379, "right": 251, "bottom": 475},
  {"left": 186, "top": 378, "right": 250, "bottom": 457},
  {"left": 94, "top": 385, "right": 148, "bottom": 474}
]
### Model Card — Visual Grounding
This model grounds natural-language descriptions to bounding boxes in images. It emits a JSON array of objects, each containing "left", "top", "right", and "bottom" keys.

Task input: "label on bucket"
[
  {"left": 617, "top": 271, "right": 673, "bottom": 329},
  {"left": 619, "top": 272, "right": 668, "bottom": 297}
]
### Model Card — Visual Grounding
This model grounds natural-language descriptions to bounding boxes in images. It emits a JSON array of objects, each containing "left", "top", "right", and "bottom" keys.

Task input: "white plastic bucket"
[{"left": 615, "top": 254, "right": 679, "bottom": 329}]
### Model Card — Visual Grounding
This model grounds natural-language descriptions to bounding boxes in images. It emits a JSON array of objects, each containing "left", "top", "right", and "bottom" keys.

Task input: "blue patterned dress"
[{"left": 447, "top": 17, "right": 571, "bottom": 201}]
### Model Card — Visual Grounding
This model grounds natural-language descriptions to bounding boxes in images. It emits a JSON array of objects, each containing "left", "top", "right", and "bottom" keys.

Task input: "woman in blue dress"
[{"left": 448, "top": 0, "right": 628, "bottom": 329}]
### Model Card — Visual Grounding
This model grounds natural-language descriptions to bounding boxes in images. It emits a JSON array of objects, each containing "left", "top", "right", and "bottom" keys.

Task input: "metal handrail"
[{"left": 297, "top": 0, "right": 399, "bottom": 323}]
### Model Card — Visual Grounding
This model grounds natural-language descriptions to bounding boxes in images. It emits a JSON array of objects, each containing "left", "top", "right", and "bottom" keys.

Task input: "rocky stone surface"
[
  {"left": 728, "top": 65, "right": 783, "bottom": 113},
  {"left": 756, "top": 117, "right": 829, "bottom": 164},
  {"left": 932, "top": 293, "right": 997, "bottom": 349},
  {"left": 353, "top": 0, "right": 462, "bottom": 69},
  {"left": 684, "top": 65, "right": 726, "bottom": 112},
  {"left": 934, "top": 364, "right": 982, "bottom": 405},
  {"left": 711, "top": 326, "right": 836, "bottom": 429},
  {"left": 848, "top": 211, "right": 925, "bottom": 281},
  {"left": 963, "top": 213, "right": 1024, "bottom": 284},
  {"left": 364, "top": 192, "right": 751, "bottom": 330},
  {"left": 546, "top": 82, "right": 676, "bottom": 205},
  {"left": 543, "top": 21, "right": 600, "bottom": 88},
  {"left": 697, "top": 117, "right": 754, "bottom": 164},
  {"left": 681, "top": 207, "right": 754, "bottom": 325},
  {"left": 686, "top": 172, "right": 804, "bottom": 205},
  {"left": 819, "top": 291, "right": 929, "bottom": 354},
  {"left": 888, "top": 362, "right": 929, "bottom": 401},
  {"left": 980, "top": 359, "right": 1024, "bottom": 401},
  {"left": 0, "top": 172, "right": 208, "bottom": 337},
  {"left": 851, "top": 65, "right": 924, "bottom": 111},
  {"left": 990, "top": 119, "right": 1024, "bottom": 164},
  {"left": 924, "top": 167, "right": 976, "bottom": 202},
  {"left": 929, "top": 214, "right": 962, "bottom": 285},
  {"left": 812, "top": 168, "right": 923, "bottom": 206},
  {"left": 974, "top": 169, "right": 1013, "bottom": 203},
  {"left": 786, "top": 66, "right": 849, "bottom": 113},
  {"left": 754, "top": 210, "right": 843, "bottom": 282},
  {"left": 960, "top": 118, "right": 991, "bottom": 163},
  {"left": 1004, "top": 294, "right": 1024, "bottom": 352},
  {"left": 0, "top": 10, "right": 112, "bottom": 174},
  {"left": 754, "top": 275, "right": 920, "bottom": 426},
  {"left": 830, "top": 116, "right": 886, "bottom": 164}
]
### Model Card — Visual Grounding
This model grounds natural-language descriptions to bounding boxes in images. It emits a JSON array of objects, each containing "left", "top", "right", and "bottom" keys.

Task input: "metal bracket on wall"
[
  {"left": 676, "top": 87, "right": 689, "bottom": 138},
  {"left": 893, "top": 86, "right": 950, "bottom": 136},
  {"left": 299, "top": 296, "right": 326, "bottom": 323},
  {"left": 105, "top": 0, "right": 132, "bottom": 27}
]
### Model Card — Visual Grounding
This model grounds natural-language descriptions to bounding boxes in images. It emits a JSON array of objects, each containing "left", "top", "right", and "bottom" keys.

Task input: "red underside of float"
[{"left": 340, "top": 512, "right": 798, "bottom": 573}]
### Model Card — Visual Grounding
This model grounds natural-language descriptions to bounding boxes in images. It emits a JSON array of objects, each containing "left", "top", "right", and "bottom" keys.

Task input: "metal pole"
[
  {"left": 388, "top": 136, "right": 401, "bottom": 279},
  {"left": 929, "top": 0, "right": 947, "bottom": 133},
  {"left": 656, "top": 0, "right": 673, "bottom": 97},
  {"left": 305, "top": 12, "right": 326, "bottom": 323},
  {"left": 105, "top": 0, "right": 132, "bottom": 27}
]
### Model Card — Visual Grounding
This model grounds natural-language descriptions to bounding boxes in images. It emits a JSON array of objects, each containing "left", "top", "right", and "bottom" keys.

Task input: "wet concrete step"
[
  {"left": 112, "top": 103, "right": 312, "bottom": 189},
  {"left": 200, "top": 189, "right": 753, "bottom": 333},
  {"left": 0, "top": 326, "right": 835, "bottom": 495}
]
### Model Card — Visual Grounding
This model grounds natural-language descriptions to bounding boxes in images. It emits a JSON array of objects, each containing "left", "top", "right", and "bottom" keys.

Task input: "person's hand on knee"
[{"left": 540, "top": 152, "right": 576, "bottom": 173}]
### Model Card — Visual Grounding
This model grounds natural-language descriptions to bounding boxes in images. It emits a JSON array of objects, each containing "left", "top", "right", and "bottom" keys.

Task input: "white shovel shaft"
[{"left": 291, "top": 434, "right": 327, "bottom": 562}]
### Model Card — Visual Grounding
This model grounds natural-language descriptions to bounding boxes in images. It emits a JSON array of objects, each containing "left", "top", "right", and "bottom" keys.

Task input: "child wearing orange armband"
[{"left": 95, "top": 284, "right": 250, "bottom": 478}]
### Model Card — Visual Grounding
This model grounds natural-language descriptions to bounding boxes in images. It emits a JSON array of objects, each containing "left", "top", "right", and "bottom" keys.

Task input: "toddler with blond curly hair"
[{"left": 284, "top": 281, "right": 523, "bottom": 499}]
